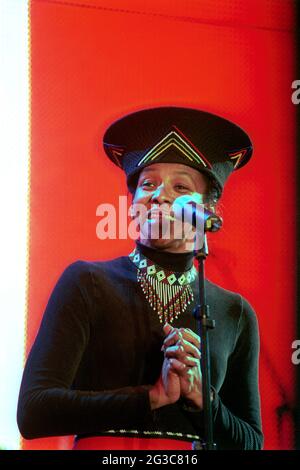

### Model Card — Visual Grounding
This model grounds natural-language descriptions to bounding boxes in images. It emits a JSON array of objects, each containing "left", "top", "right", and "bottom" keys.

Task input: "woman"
[{"left": 17, "top": 107, "right": 263, "bottom": 450}]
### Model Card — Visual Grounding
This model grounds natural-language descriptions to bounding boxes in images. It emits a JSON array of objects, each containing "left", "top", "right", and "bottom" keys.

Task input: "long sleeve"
[
  {"left": 181, "top": 296, "right": 263, "bottom": 450},
  {"left": 212, "top": 296, "right": 263, "bottom": 449},
  {"left": 17, "top": 255, "right": 264, "bottom": 447},
  {"left": 17, "top": 262, "right": 153, "bottom": 439}
]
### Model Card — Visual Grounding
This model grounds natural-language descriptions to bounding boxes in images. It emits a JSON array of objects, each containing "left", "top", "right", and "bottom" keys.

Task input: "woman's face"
[{"left": 132, "top": 162, "right": 209, "bottom": 252}]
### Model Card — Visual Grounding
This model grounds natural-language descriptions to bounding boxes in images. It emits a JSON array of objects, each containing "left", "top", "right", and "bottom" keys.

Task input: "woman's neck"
[{"left": 135, "top": 240, "right": 195, "bottom": 272}]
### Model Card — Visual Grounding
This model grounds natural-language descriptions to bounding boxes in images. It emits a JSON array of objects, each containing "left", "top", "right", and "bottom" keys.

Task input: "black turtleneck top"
[{"left": 17, "top": 243, "right": 263, "bottom": 449}]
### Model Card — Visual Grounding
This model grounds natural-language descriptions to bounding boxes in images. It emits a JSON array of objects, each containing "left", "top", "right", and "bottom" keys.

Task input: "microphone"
[{"left": 172, "top": 195, "right": 223, "bottom": 233}]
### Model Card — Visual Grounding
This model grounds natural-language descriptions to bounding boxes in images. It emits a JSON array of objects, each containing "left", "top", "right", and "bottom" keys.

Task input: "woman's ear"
[{"left": 206, "top": 201, "right": 216, "bottom": 214}]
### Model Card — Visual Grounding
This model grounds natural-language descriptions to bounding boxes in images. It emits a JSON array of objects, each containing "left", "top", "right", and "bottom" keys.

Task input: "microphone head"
[{"left": 172, "top": 195, "right": 222, "bottom": 233}]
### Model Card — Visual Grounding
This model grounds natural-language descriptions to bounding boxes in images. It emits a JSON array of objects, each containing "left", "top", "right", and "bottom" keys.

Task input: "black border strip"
[{"left": 0, "top": 450, "right": 300, "bottom": 465}]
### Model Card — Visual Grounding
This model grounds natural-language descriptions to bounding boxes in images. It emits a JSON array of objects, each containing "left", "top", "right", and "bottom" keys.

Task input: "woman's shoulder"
[
  {"left": 58, "top": 255, "right": 132, "bottom": 284},
  {"left": 205, "top": 279, "right": 260, "bottom": 355},
  {"left": 205, "top": 278, "right": 258, "bottom": 323},
  {"left": 205, "top": 278, "right": 242, "bottom": 305}
]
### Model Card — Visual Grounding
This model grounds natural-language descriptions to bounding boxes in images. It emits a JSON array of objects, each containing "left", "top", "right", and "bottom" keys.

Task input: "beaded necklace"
[{"left": 129, "top": 247, "right": 197, "bottom": 324}]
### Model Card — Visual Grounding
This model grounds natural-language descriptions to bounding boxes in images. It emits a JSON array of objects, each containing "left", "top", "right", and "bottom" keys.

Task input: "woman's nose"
[{"left": 151, "top": 184, "right": 172, "bottom": 204}]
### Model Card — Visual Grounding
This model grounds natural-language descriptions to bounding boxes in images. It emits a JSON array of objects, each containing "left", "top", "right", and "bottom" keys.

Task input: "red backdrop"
[{"left": 25, "top": 0, "right": 296, "bottom": 449}]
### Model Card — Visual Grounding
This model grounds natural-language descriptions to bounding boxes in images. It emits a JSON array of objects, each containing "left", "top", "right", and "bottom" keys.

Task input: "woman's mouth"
[{"left": 147, "top": 208, "right": 176, "bottom": 221}]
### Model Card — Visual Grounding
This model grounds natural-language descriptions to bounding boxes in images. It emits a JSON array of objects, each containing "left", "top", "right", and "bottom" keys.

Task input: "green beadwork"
[{"left": 129, "top": 248, "right": 197, "bottom": 324}]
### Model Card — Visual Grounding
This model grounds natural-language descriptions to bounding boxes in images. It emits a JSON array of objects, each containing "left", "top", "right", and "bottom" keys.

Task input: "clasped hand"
[{"left": 150, "top": 323, "right": 203, "bottom": 410}]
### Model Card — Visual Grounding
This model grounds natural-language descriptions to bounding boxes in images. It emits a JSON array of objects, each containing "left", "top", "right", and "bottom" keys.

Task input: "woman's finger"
[
  {"left": 167, "top": 357, "right": 186, "bottom": 373},
  {"left": 163, "top": 323, "right": 174, "bottom": 336},
  {"left": 162, "top": 329, "right": 182, "bottom": 349},
  {"left": 179, "top": 328, "right": 200, "bottom": 349},
  {"left": 165, "top": 346, "right": 199, "bottom": 367},
  {"left": 162, "top": 336, "right": 201, "bottom": 358},
  {"left": 177, "top": 338, "right": 201, "bottom": 358}
]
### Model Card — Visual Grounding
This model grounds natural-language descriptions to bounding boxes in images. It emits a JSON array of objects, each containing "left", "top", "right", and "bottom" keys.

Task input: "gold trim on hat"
[
  {"left": 137, "top": 129, "right": 208, "bottom": 168},
  {"left": 228, "top": 148, "right": 248, "bottom": 169}
]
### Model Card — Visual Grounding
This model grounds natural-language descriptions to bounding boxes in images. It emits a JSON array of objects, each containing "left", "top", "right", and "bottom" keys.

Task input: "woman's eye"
[
  {"left": 175, "top": 184, "right": 190, "bottom": 192},
  {"left": 141, "top": 181, "right": 155, "bottom": 188}
]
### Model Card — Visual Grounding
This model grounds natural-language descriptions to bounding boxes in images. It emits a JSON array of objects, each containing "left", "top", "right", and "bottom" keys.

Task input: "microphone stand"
[{"left": 192, "top": 233, "right": 216, "bottom": 450}]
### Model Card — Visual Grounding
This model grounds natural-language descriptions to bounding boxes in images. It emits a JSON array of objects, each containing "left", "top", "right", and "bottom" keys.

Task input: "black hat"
[{"left": 103, "top": 106, "right": 253, "bottom": 198}]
